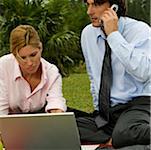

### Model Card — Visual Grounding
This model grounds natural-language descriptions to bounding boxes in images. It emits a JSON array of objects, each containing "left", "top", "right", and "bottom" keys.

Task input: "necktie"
[{"left": 95, "top": 40, "right": 112, "bottom": 128}]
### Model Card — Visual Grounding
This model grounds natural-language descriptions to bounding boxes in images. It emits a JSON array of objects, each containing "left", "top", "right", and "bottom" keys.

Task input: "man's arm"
[{"left": 107, "top": 26, "right": 151, "bottom": 82}]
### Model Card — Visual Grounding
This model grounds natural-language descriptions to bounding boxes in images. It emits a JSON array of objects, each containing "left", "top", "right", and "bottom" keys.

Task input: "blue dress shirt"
[{"left": 81, "top": 17, "right": 151, "bottom": 110}]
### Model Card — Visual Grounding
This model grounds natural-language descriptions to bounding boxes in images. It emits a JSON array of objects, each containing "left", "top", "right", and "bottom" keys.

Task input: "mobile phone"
[{"left": 111, "top": 4, "right": 118, "bottom": 12}]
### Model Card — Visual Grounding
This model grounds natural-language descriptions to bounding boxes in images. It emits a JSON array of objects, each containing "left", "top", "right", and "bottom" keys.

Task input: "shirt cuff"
[
  {"left": 45, "top": 98, "right": 67, "bottom": 112},
  {"left": 107, "top": 31, "right": 127, "bottom": 50}
]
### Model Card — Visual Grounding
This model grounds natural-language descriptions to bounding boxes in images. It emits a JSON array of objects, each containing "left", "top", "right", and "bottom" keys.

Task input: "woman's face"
[{"left": 16, "top": 45, "right": 42, "bottom": 76}]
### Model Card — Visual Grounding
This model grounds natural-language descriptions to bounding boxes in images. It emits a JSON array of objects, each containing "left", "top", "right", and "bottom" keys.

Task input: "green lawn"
[{"left": 62, "top": 73, "right": 94, "bottom": 113}]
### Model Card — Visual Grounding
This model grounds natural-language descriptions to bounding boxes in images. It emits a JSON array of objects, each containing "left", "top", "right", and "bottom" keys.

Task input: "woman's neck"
[
  {"left": 22, "top": 64, "right": 42, "bottom": 92},
  {"left": 23, "top": 64, "right": 42, "bottom": 80}
]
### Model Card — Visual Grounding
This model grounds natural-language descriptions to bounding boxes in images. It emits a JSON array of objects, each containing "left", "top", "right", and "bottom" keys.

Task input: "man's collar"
[{"left": 118, "top": 17, "right": 125, "bottom": 34}]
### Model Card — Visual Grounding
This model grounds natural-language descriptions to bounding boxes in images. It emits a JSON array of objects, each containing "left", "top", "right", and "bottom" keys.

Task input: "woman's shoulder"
[
  {"left": 41, "top": 58, "right": 59, "bottom": 73},
  {"left": 0, "top": 54, "right": 15, "bottom": 65},
  {"left": 0, "top": 54, "right": 16, "bottom": 76}
]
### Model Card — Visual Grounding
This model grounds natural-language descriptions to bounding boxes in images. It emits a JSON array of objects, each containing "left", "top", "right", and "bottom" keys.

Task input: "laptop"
[{"left": 0, "top": 112, "right": 81, "bottom": 150}]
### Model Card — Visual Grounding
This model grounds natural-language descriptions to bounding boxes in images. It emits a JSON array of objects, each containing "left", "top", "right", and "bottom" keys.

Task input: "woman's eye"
[
  {"left": 21, "top": 56, "right": 26, "bottom": 60},
  {"left": 30, "top": 53, "right": 37, "bottom": 57}
]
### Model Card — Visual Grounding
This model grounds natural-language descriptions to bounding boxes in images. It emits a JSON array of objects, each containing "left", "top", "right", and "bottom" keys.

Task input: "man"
[{"left": 77, "top": 0, "right": 151, "bottom": 149}]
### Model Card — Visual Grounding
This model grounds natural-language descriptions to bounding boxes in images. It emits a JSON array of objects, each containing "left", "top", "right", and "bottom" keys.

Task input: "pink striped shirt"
[{"left": 0, "top": 54, "right": 67, "bottom": 114}]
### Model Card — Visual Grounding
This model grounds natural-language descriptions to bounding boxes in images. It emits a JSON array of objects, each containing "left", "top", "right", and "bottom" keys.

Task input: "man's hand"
[{"left": 101, "top": 8, "right": 118, "bottom": 36}]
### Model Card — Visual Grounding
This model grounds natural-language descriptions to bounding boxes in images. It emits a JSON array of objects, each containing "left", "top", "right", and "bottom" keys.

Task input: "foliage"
[
  {"left": 0, "top": 0, "right": 46, "bottom": 55},
  {"left": 0, "top": 0, "right": 150, "bottom": 76},
  {"left": 0, "top": 0, "right": 89, "bottom": 76},
  {"left": 127, "top": 0, "right": 150, "bottom": 25}
]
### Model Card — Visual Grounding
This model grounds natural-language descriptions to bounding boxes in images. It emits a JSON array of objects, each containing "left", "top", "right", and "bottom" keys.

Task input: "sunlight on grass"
[
  {"left": 63, "top": 73, "right": 94, "bottom": 113},
  {"left": 0, "top": 141, "right": 3, "bottom": 150}
]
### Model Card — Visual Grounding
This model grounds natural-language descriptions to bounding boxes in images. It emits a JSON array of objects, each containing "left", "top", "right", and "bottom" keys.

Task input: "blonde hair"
[{"left": 10, "top": 25, "right": 41, "bottom": 56}]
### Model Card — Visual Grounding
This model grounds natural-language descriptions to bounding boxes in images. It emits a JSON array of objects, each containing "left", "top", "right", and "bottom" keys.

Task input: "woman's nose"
[{"left": 25, "top": 57, "right": 33, "bottom": 65}]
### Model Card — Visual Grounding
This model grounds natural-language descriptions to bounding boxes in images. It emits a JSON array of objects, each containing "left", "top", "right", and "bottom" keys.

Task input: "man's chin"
[{"left": 92, "top": 22, "right": 101, "bottom": 27}]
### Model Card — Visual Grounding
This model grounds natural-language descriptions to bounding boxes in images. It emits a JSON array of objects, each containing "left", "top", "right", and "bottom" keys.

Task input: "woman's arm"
[
  {"left": 45, "top": 66, "right": 67, "bottom": 113},
  {"left": 0, "top": 62, "right": 9, "bottom": 115}
]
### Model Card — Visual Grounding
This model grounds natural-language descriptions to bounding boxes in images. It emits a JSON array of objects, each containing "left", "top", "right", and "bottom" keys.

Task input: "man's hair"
[{"left": 84, "top": 0, "right": 126, "bottom": 17}]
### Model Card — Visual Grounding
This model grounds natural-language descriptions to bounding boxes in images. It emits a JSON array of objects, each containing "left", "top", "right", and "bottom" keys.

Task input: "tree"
[
  {"left": 127, "top": 0, "right": 150, "bottom": 25},
  {"left": 1, "top": 0, "right": 149, "bottom": 76},
  {"left": 0, "top": 0, "right": 45, "bottom": 55},
  {"left": 0, "top": 0, "right": 87, "bottom": 76}
]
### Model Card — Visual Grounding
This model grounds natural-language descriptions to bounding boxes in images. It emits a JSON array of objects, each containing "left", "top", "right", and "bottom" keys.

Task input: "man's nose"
[{"left": 87, "top": 5, "right": 94, "bottom": 15}]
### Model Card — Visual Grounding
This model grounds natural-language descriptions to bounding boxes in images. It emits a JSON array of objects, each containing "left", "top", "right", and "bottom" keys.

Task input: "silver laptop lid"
[{"left": 0, "top": 112, "right": 81, "bottom": 150}]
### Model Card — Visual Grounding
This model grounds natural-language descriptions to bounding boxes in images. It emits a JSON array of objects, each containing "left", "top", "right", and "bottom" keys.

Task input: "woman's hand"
[{"left": 48, "top": 109, "right": 64, "bottom": 113}]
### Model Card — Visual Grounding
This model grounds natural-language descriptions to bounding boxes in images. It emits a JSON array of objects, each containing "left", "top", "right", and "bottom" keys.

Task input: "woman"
[{"left": 0, "top": 25, "right": 67, "bottom": 114}]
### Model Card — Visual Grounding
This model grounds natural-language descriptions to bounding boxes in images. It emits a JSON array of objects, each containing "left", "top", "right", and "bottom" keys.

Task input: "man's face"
[{"left": 86, "top": 0, "right": 110, "bottom": 27}]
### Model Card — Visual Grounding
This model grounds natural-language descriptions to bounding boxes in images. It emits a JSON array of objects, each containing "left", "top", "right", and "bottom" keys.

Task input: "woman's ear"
[{"left": 39, "top": 42, "right": 43, "bottom": 52}]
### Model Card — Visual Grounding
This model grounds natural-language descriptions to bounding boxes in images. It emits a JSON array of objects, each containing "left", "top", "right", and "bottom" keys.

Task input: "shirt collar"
[
  {"left": 41, "top": 58, "right": 47, "bottom": 82},
  {"left": 13, "top": 55, "right": 22, "bottom": 81},
  {"left": 118, "top": 17, "right": 125, "bottom": 34},
  {"left": 89, "top": 25, "right": 106, "bottom": 44}
]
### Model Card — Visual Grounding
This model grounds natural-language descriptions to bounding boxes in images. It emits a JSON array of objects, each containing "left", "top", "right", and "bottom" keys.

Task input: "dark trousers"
[{"left": 67, "top": 96, "right": 150, "bottom": 148}]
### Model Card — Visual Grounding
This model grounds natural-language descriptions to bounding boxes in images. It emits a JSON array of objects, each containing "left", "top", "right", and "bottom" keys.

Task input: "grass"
[{"left": 62, "top": 73, "right": 94, "bottom": 113}]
